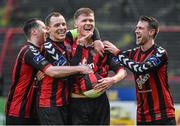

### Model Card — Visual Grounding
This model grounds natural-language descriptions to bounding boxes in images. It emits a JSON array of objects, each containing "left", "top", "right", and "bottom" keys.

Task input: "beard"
[{"left": 136, "top": 37, "right": 147, "bottom": 46}]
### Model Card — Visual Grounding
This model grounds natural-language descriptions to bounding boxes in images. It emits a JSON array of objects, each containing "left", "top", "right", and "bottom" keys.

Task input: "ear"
[
  {"left": 31, "top": 28, "right": 37, "bottom": 36},
  {"left": 46, "top": 26, "right": 50, "bottom": 32},
  {"left": 149, "top": 29, "right": 155, "bottom": 37}
]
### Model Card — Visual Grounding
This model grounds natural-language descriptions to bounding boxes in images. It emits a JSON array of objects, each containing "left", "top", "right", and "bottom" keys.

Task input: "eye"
[
  {"left": 62, "top": 22, "right": 66, "bottom": 26},
  {"left": 89, "top": 19, "right": 94, "bottom": 22},
  {"left": 54, "top": 23, "right": 60, "bottom": 27}
]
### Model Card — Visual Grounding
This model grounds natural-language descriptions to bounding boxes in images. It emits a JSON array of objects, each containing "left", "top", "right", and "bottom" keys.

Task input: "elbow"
[
  {"left": 124, "top": 70, "right": 127, "bottom": 77},
  {"left": 122, "top": 70, "right": 127, "bottom": 79}
]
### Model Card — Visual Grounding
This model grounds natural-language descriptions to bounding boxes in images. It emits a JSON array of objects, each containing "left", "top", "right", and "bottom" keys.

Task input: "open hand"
[{"left": 94, "top": 77, "right": 115, "bottom": 93}]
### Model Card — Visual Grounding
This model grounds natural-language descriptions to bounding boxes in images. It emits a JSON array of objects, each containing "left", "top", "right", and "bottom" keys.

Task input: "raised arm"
[
  {"left": 118, "top": 47, "right": 167, "bottom": 74},
  {"left": 103, "top": 41, "right": 167, "bottom": 74}
]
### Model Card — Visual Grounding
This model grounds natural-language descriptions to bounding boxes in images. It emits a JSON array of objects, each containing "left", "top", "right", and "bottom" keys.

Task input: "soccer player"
[
  {"left": 103, "top": 16, "right": 176, "bottom": 125},
  {"left": 36, "top": 12, "right": 102, "bottom": 125},
  {"left": 36, "top": 12, "right": 72, "bottom": 125},
  {"left": 68, "top": 7, "right": 127, "bottom": 125},
  {"left": 5, "top": 18, "right": 92, "bottom": 125}
]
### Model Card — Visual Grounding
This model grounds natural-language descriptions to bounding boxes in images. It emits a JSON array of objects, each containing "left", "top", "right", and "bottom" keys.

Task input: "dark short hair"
[
  {"left": 45, "top": 12, "right": 63, "bottom": 26},
  {"left": 23, "top": 18, "right": 41, "bottom": 38},
  {"left": 74, "top": 7, "right": 94, "bottom": 20},
  {"left": 139, "top": 16, "right": 159, "bottom": 38}
]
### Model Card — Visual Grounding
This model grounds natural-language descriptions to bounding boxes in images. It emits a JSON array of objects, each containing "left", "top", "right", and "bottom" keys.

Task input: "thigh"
[
  {"left": 69, "top": 98, "right": 91, "bottom": 125},
  {"left": 92, "top": 94, "right": 110, "bottom": 125},
  {"left": 37, "top": 106, "right": 68, "bottom": 125}
]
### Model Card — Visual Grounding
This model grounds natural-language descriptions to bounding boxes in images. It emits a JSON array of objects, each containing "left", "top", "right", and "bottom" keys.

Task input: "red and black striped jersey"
[
  {"left": 70, "top": 41, "right": 124, "bottom": 94},
  {"left": 37, "top": 38, "right": 71, "bottom": 107},
  {"left": 117, "top": 44, "right": 175, "bottom": 122},
  {"left": 5, "top": 42, "right": 50, "bottom": 118}
]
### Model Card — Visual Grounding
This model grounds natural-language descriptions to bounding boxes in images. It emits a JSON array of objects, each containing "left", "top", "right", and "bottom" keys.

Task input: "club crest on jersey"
[
  {"left": 149, "top": 56, "right": 161, "bottom": 66},
  {"left": 53, "top": 55, "right": 67, "bottom": 66},
  {"left": 33, "top": 54, "right": 44, "bottom": 64},
  {"left": 112, "top": 56, "right": 120, "bottom": 64},
  {"left": 136, "top": 74, "right": 150, "bottom": 89}
]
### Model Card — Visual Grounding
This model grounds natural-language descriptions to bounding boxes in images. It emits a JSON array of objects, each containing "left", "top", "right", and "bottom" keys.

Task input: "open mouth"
[
  {"left": 136, "top": 35, "right": 141, "bottom": 40},
  {"left": 83, "top": 25, "right": 93, "bottom": 31},
  {"left": 57, "top": 30, "right": 66, "bottom": 35}
]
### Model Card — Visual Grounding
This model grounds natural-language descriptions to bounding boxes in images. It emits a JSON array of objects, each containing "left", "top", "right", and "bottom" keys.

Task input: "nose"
[
  {"left": 59, "top": 24, "right": 63, "bottom": 28},
  {"left": 135, "top": 28, "right": 139, "bottom": 34},
  {"left": 86, "top": 20, "right": 92, "bottom": 24}
]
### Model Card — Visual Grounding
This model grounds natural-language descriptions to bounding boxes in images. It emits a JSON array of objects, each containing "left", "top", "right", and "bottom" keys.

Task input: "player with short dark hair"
[
  {"left": 103, "top": 15, "right": 176, "bottom": 125},
  {"left": 36, "top": 12, "right": 71, "bottom": 125},
  {"left": 36, "top": 11, "right": 102, "bottom": 125},
  {"left": 68, "top": 7, "right": 127, "bottom": 125},
  {"left": 5, "top": 18, "right": 92, "bottom": 125}
]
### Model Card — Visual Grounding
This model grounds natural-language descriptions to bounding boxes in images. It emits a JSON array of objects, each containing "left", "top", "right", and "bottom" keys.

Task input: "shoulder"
[
  {"left": 155, "top": 45, "right": 166, "bottom": 52},
  {"left": 24, "top": 45, "right": 41, "bottom": 59},
  {"left": 28, "top": 45, "right": 40, "bottom": 54},
  {"left": 66, "top": 29, "right": 77, "bottom": 40},
  {"left": 154, "top": 45, "right": 167, "bottom": 57},
  {"left": 43, "top": 41, "right": 52, "bottom": 49}
]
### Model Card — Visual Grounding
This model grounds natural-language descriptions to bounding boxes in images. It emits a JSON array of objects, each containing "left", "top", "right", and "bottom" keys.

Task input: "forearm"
[
  {"left": 45, "top": 66, "right": 82, "bottom": 78},
  {"left": 111, "top": 68, "right": 127, "bottom": 84}
]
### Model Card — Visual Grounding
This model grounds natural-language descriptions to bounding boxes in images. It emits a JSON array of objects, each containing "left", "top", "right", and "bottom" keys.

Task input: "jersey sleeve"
[
  {"left": 92, "top": 27, "right": 101, "bottom": 41},
  {"left": 70, "top": 45, "right": 83, "bottom": 65},
  {"left": 24, "top": 46, "right": 51, "bottom": 72},
  {"left": 66, "top": 30, "right": 76, "bottom": 46},
  {"left": 107, "top": 52, "right": 124, "bottom": 73},
  {"left": 118, "top": 47, "right": 167, "bottom": 74}
]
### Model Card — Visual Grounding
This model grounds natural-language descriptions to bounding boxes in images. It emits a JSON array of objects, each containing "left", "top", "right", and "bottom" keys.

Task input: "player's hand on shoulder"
[{"left": 103, "top": 40, "right": 120, "bottom": 55}]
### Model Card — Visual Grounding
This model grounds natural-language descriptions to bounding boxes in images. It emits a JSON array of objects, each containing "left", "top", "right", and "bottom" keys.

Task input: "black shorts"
[
  {"left": 6, "top": 115, "right": 39, "bottom": 125},
  {"left": 69, "top": 93, "right": 110, "bottom": 125},
  {"left": 137, "top": 117, "right": 176, "bottom": 125},
  {"left": 37, "top": 105, "right": 69, "bottom": 125}
]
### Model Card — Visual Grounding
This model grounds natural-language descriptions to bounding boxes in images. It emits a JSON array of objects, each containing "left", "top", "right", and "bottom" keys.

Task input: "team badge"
[
  {"left": 149, "top": 56, "right": 161, "bottom": 66},
  {"left": 33, "top": 54, "right": 45, "bottom": 64},
  {"left": 112, "top": 57, "right": 120, "bottom": 64},
  {"left": 53, "top": 55, "right": 67, "bottom": 66}
]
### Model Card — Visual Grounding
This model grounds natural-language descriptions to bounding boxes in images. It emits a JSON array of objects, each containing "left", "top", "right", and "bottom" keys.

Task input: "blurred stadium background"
[{"left": 0, "top": 0, "right": 180, "bottom": 125}]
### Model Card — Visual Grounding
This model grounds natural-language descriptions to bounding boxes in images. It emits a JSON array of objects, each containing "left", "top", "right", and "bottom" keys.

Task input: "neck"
[
  {"left": 141, "top": 39, "right": 154, "bottom": 51},
  {"left": 27, "top": 38, "right": 40, "bottom": 47}
]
